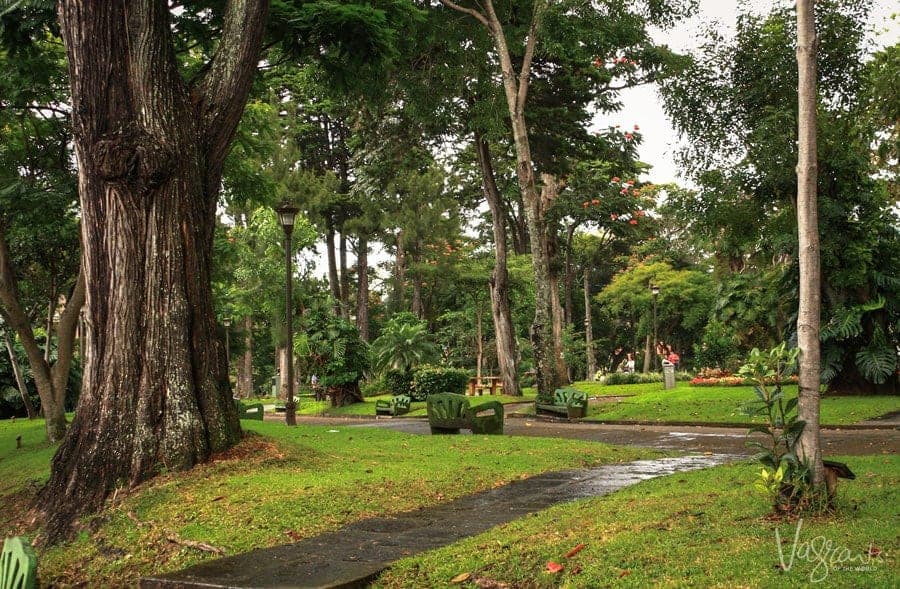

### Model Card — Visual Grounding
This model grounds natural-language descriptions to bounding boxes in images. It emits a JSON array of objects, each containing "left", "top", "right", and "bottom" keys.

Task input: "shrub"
[
  {"left": 384, "top": 369, "right": 414, "bottom": 397},
  {"left": 601, "top": 372, "right": 663, "bottom": 385},
  {"left": 411, "top": 365, "right": 469, "bottom": 400}
]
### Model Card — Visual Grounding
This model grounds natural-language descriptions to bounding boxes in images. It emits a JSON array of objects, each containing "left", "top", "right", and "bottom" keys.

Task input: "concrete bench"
[
  {"left": 427, "top": 393, "right": 503, "bottom": 434},
  {"left": 1, "top": 536, "right": 37, "bottom": 589},
  {"left": 535, "top": 387, "right": 588, "bottom": 419},
  {"left": 375, "top": 394, "right": 411, "bottom": 416}
]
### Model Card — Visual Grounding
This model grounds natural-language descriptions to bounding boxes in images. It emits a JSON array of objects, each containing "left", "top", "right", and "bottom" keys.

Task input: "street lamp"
[
  {"left": 276, "top": 201, "right": 300, "bottom": 426},
  {"left": 650, "top": 283, "right": 660, "bottom": 371}
]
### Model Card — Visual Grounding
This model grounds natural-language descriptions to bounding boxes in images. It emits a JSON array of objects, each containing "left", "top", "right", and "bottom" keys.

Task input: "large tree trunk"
[
  {"left": 41, "top": 0, "right": 267, "bottom": 543},
  {"left": 236, "top": 315, "right": 254, "bottom": 398},
  {"left": 2, "top": 328, "right": 36, "bottom": 418},
  {"left": 583, "top": 269, "right": 596, "bottom": 379},
  {"left": 355, "top": 235, "right": 370, "bottom": 341},
  {"left": 411, "top": 250, "right": 424, "bottom": 319},
  {"left": 475, "top": 133, "right": 521, "bottom": 396},
  {"left": 795, "top": 0, "right": 824, "bottom": 488}
]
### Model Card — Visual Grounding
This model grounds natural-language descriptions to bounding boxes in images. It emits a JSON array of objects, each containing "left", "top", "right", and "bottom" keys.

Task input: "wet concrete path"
[{"left": 141, "top": 454, "right": 734, "bottom": 589}]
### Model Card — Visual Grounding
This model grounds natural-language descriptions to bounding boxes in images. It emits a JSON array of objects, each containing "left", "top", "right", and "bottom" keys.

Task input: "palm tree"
[{"left": 370, "top": 314, "right": 438, "bottom": 372}]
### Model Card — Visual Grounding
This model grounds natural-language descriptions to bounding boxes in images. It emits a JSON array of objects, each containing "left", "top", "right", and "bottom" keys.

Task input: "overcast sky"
[{"left": 594, "top": 0, "right": 899, "bottom": 186}]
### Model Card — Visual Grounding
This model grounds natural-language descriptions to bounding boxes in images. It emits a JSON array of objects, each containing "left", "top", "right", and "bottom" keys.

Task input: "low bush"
[
  {"left": 599, "top": 371, "right": 693, "bottom": 385},
  {"left": 411, "top": 365, "right": 469, "bottom": 400},
  {"left": 384, "top": 369, "right": 414, "bottom": 397}
]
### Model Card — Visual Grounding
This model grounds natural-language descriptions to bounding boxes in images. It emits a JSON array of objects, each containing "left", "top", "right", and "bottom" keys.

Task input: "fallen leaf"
[
  {"left": 868, "top": 546, "right": 882, "bottom": 558},
  {"left": 450, "top": 572, "right": 471, "bottom": 584},
  {"left": 618, "top": 569, "right": 631, "bottom": 578},
  {"left": 564, "top": 543, "right": 586, "bottom": 558},
  {"left": 211, "top": 496, "right": 225, "bottom": 502},
  {"left": 546, "top": 561, "right": 564, "bottom": 573}
]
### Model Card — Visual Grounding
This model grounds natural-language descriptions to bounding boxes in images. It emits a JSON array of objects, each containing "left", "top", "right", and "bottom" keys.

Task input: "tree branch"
[
  {"left": 440, "top": 0, "right": 490, "bottom": 29},
  {"left": 195, "top": 0, "right": 270, "bottom": 171},
  {"left": 516, "top": 0, "right": 545, "bottom": 113}
]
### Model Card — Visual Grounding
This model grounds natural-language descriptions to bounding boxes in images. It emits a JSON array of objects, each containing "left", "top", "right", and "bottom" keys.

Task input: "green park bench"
[
  {"left": 426, "top": 393, "right": 504, "bottom": 435},
  {"left": 374, "top": 394, "right": 412, "bottom": 416},
  {"left": 234, "top": 400, "right": 264, "bottom": 421},
  {"left": 534, "top": 387, "right": 588, "bottom": 419},
  {"left": 1, "top": 536, "right": 37, "bottom": 589}
]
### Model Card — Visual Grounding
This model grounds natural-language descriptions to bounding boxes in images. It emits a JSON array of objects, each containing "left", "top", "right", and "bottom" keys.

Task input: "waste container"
[{"left": 662, "top": 360, "right": 676, "bottom": 390}]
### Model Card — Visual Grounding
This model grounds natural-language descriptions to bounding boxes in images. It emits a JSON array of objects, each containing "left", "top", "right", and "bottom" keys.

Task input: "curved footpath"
[{"left": 141, "top": 410, "right": 897, "bottom": 588}]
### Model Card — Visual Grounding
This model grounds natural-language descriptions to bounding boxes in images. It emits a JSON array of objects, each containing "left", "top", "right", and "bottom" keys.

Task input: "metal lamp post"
[
  {"left": 650, "top": 283, "right": 660, "bottom": 371},
  {"left": 276, "top": 202, "right": 300, "bottom": 426}
]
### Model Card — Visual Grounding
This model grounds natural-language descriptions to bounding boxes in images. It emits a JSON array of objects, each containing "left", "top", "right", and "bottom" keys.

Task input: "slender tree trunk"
[
  {"left": 475, "top": 306, "right": 483, "bottom": 382},
  {"left": 0, "top": 231, "right": 82, "bottom": 440},
  {"left": 45, "top": 281, "right": 57, "bottom": 363},
  {"left": 563, "top": 224, "right": 576, "bottom": 326},
  {"left": 795, "top": 0, "right": 824, "bottom": 487},
  {"left": 236, "top": 315, "right": 253, "bottom": 398},
  {"left": 583, "top": 269, "right": 596, "bottom": 379},
  {"left": 441, "top": 0, "right": 565, "bottom": 400},
  {"left": 3, "top": 328, "right": 36, "bottom": 418},
  {"left": 41, "top": 0, "right": 267, "bottom": 542},
  {"left": 325, "top": 219, "right": 341, "bottom": 317},
  {"left": 278, "top": 345, "right": 290, "bottom": 400},
  {"left": 338, "top": 229, "right": 350, "bottom": 319},
  {"left": 642, "top": 334, "right": 652, "bottom": 373},
  {"left": 475, "top": 133, "right": 520, "bottom": 396},
  {"left": 393, "top": 231, "right": 406, "bottom": 311},
  {"left": 355, "top": 235, "right": 370, "bottom": 341},
  {"left": 411, "top": 250, "right": 424, "bottom": 319}
]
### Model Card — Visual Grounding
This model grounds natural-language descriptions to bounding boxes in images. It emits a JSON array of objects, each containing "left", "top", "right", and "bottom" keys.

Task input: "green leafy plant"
[
  {"left": 410, "top": 365, "right": 468, "bottom": 400},
  {"left": 754, "top": 465, "right": 784, "bottom": 500},
  {"left": 738, "top": 343, "right": 808, "bottom": 510}
]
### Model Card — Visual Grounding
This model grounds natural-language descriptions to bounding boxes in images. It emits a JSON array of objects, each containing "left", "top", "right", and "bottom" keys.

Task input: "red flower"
[
  {"left": 624, "top": 133, "right": 634, "bottom": 141},
  {"left": 591, "top": 199, "right": 600, "bottom": 205},
  {"left": 620, "top": 188, "right": 629, "bottom": 194},
  {"left": 593, "top": 58, "right": 601, "bottom": 67},
  {"left": 611, "top": 176, "right": 621, "bottom": 183},
  {"left": 632, "top": 189, "right": 640, "bottom": 196},
  {"left": 634, "top": 124, "right": 640, "bottom": 130},
  {"left": 610, "top": 213, "right": 618, "bottom": 220},
  {"left": 626, "top": 179, "right": 635, "bottom": 185},
  {"left": 636, "top": 210, "right": 645, "bottom": 217},
  {"left": 629, "top": 219, "right": 638, "bottom": 225},
  {"left": 582, "top": 201, "right": 589, "bottom": 208}
]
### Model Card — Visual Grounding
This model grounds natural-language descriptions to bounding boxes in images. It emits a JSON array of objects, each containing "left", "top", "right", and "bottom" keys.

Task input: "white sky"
[{"left": 594, "top": 0, "right": 899, "bottom": 186}]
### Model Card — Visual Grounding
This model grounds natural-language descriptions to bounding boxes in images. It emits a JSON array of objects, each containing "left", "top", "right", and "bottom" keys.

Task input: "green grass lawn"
[
  {"left": 375, "top": 454, "right": 899, "bottom": 588},
  {"left": 570, "top": 382, "right": 900, "bottom": 426},
  {"left": 0, "top": 417, "right": 651, "bottom": 586}
]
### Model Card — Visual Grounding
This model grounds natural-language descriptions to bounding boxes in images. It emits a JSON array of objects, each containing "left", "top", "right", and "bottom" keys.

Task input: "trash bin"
[{"left": 662, "top": 360, "right": 676, "bottom": 390}]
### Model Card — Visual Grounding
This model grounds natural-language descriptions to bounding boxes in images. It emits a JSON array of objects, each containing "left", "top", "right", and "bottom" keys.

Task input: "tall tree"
[
  {"left": 795, "top": 0, "right": 824, "bottom": 488},
  {"left": 40, "top": 0, "right": 269, "bottom": 541}
]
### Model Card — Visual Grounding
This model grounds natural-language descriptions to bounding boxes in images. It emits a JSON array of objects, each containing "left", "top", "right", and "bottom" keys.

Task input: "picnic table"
[{"left": 467, "top": 376, "right": 503, "bottom": 396}]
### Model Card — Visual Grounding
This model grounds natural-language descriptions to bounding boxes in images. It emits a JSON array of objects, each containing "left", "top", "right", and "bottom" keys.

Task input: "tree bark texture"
[
  {"left": 339, "top": 230, "right": 350, "bottom": 319},
  {"left": 443, "top": 0, "right": 564, "bottom": 399},
  {"left": 0, "top": 229, "right": 83, "bottom": 441},
  {"left": 355, "top": 235, "right": 370, "bottom": 341},
  {"left": 795, "top": 0, "right": 824, "bottom": 487},
  {"left": 42, "top": 0, "right": 268, "bottom": 542},
  {"left": 475, "top": 133, "right": 521, "bottom": 396}
]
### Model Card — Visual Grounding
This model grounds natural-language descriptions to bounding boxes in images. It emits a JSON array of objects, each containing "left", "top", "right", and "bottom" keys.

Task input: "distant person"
[
  {"left": 624, "top": 353, "right": 635, "bottom": 373},
  {"left": 666, "top": 350, "right": 680, "bottom": 366}
]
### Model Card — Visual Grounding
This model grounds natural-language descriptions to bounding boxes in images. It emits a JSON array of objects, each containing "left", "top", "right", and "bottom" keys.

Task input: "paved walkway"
[
  {"left": 140, "top": 454, "right": 734, "bottom": 589},
  {"left": 141, "top": 409, "right": 897, "bottom": 588}
]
